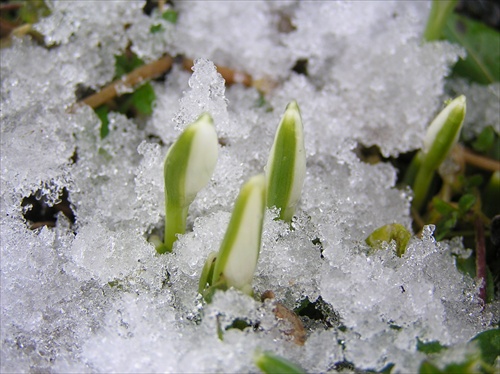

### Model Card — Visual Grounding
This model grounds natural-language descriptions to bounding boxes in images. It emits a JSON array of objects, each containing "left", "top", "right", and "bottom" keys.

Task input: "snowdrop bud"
[
  {"left": 212, "top": 174, "right": 266, "bottom": 295},
  {"left": 162, "top": 113, "right": 218, "bottom": 253},
  {"left": 265, "top": 100, "right": 306, "bottom": 222},
  {"left": 422, "top": 95, "right": 466, "bottom": 168},
  {"left": 412, "top": 96, "right": 466, "bottom": 212},
  {"left": 254, "top": 350, "right": 305, "bottom": 374}
]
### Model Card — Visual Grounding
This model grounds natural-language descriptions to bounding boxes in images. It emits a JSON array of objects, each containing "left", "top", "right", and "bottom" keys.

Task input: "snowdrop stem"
[
  {"left": 161, "top": 203, "right": 188, "bottom": 254},
  {"left": 411, "top": 96, "right": 466, "bottom": 212},
  {"left": 412, "top": 162, "right": 436, "bottom": 213},
  {"left": 403, "top": 151, "right": 424, "bottom": 187},
  {"left": 423, "top": 0, "right": 458, "bottom": 41}
]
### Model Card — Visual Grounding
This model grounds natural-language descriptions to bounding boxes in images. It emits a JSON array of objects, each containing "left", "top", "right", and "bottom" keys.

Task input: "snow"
[{"left": 1, "top": 1, "right": 496, "bottom": 373}]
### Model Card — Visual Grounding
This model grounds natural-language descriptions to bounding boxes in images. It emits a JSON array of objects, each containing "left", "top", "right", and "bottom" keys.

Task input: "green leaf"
[
  {"left": 254, "top": 350, "right": 306, "bottom": 374},
  {"left": 94, "top": 105, "right": 110, "bottom": 139},
  {"left": 162, "top": 9, "right": 178, "bottom": 24},
  {"left": 417, "top": 338, "right": 447, "bottom": 354},
  {"left": 443, "top": 14, "right": 500, "bottom": 84},
  {"left": 19, "top": 0, "right": 51, "bottom": 24},
  {"left": 212, "top": 174, "right": 266, "bottom": 295},
  {"left": 483, "top": 171, "right": 500, "bottom": 218},
  {"left": 455, "top": 253, "right": 476, "bottom": 278},
  {"left": 131, "top": 83, "right": 156, "bottom": 115},
  {"left": 432, "top": 197, "right": 457, "bottom": 216},
  {"left": 150, "top": 24, "right": 165, "bottom": 34},
  {"left": 419, "top": 359, "right": 483, "bottom": 374},
  {"left": 265, "top": 101, "right": 306, "bottom": 222},
  {"left": 458, "top": 193, "right": 476, "bottom": 215},
  {"left": 464, "top": 174, "right": 484, "bottom": 189},
  {"left": 419, "top": 361, "right": 443, "bottom": 374},
  {"left": 365, "top": 223, "right": 411, "bottom": 257},
  {"left": 434, "top": 211, "right": 458, "bottom": 241},
  {"left": 470, "top": 329, "right": 500, "bottom": 365},
  {"left": 472, "top": 126, "right": 496, "bottom": 153},
  {"left": 490, "top": 137, "right": 500, "bottom": 161}
]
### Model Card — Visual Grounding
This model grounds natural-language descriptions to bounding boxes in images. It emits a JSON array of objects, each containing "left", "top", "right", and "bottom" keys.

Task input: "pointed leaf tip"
[
  {"left": 212, "top": 174, "right": 266, "bottom": 293},
  {"left": 163, "top": 113, "right": 219, "bottom": 252},
  {"left": 423, "top": 95, "right": 466, "bottom": 158},
  {"left": 266, "top": 101, "right": 306, "bottom": 222}
]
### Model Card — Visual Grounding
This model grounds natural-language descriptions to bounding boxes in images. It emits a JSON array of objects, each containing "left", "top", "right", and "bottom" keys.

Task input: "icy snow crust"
[{"left": 0, "top": 1, "right": 495, "bottom": 373}]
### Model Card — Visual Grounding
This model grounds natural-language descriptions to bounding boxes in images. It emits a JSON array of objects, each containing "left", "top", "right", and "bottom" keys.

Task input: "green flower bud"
[
  {"left": 412, "top": 96, "right": 466, "bottom": 212},
  {"left": 211, "top": 174, "right": 266, "bottom": 295},
  {"left": 161, "top": 113, "right": 218, "bottom": 253},
  {"left": 265, "top": 100, "right": 306, "bottom": 222}
]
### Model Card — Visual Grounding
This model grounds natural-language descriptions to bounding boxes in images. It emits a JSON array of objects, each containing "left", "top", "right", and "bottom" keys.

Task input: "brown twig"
[
  {"left": 30, "top": 221, "right": 56, "bottom": 230},
  {"left": 75, "top": 54, "right": 174, "bottom": 110},
  {"left": 0, "top": 18, "right": 19, "bottom": 36},
  {"left": 456, "top": 144, "right": 500, "bottom": 172},
  {"left": 0, "top": 3, "right": 23, "bottom": 12},
  {"left": 158, "top": 0, "right": 166, "bottom": 13},
  {"left": 474, "top": 216, "right": 487, "bottom": 306}
]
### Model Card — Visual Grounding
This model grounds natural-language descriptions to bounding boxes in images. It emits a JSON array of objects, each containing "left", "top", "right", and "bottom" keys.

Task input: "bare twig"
[
  {"left": 75, "top": 54, "right": 174, "bottom": 110},
  {"left": 474, "top": 217, "right": 487, "bottom": 306},
  {"left": 456, "top": 144, "right": 500, "bottom": 172},
  {"left": 0, "top": 18, "right": 18, "bottom": 36},
  {"left": 0, "top": 3, "right": 23, "bottom": 12},
  {"left": 1, "top": 23, "right": 46, "bottom": 48},
  {"left": 30, "top": 221, "right": 56, "bottom": 230},
  {"left": 158, "top": 0, "right": 166, "bottom": 13}
]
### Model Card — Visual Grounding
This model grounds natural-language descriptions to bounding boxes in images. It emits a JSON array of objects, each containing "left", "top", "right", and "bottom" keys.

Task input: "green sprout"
[
  {"left": 265, "top": 100, "right": 306, "bottom": 222},
  {"left": 159, "top": 113, "right": 219, "bottom": 253},
  {"left": 199, "top": 174, "right": 266, "bottom": 299},
  {"left": 254, "top": 350, "right": 306, "bottom": 374},
  {"left": 365, "top": 223, "right": 411, "bottom": 257},
  {"left": 423, "top": 0, "right": 458, "bottom": 42},
  {"left": 407, "top": 95, "right": 466, "bottom": 212}
]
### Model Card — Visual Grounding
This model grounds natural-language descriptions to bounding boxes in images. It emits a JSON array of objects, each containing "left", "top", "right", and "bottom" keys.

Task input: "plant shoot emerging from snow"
[
  {"left": 265, "top": 100, "right": 306, "bottom": 222},
  {"left": 199, "top": 174, "right": 266, "bottom": 299},
  {"left": 407, "top": 95, "right": 466, "bottom": 212},
  {"left": 160, "top": 113, "right": 218, "bottom": 253}
]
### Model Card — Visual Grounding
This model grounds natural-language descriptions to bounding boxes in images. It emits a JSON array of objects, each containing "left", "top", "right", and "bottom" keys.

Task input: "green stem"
[
  {"left": 403, "top": 151, "right": 424, "bottom": 187},
  {"left": 161, "top": 202, "right": 187, "bottom": 253},
  {"left": 412, "top": 164, "right": 435, "bottom": 213},
  {"left": 423, "top": 0, "right": 458, "bottom": 41}
]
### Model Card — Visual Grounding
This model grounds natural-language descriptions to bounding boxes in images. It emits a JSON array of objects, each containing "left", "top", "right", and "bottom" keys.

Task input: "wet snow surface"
[{"left": 1, "top": 1, "right": 498, "bottom": 372}]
